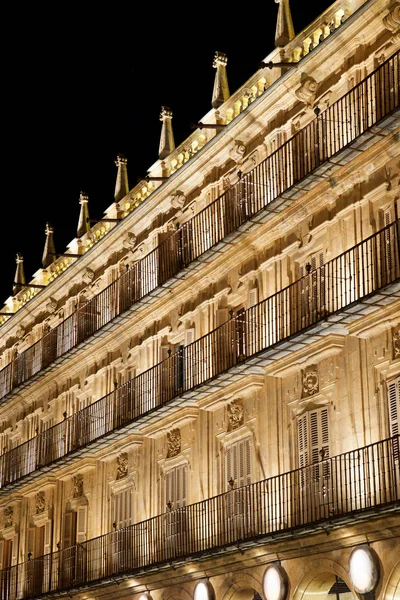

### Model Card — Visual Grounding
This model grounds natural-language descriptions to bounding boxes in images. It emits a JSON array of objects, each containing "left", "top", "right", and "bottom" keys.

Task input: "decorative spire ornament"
[
  {"left": 42, "top": 223, "right": 56, "bottom": 268},
  {"left": 212, "top": 52, "right": 230, "bottom": 109},
  {"left": 275, "top": 0, "right": 295, "bottom": 47},
  {"left": 13, "top": 253, "right": 26, "bottom": 295},
  {"left": 114, "top": 154, "right": 129, "bottom": 202},
  {"left": 77, "top": 192, "right": 90, "bottom": 238},
  {"left": 158, "top": 107, "right": 175, "bottom": 160}
]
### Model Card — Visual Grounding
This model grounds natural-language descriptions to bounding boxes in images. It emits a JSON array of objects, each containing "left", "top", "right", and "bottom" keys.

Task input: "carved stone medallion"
[
  {"left": 227, "top": 400, "right": 244, "bottom": 431},
  {"left": 167, "top": 429, "right": 181, "bottom": 458},
  {"left": 73, "top": 474, "right": 84, "bottom": 498},
  {"left": 302, "top": 366, "right": 319, "bottom": 397},
  {"left": 393, "top": 327, "right": 400, "bottom": 359},
  {"left": 116, "top": 452, "right": 129, "bottom": 480},
  {"left": 35, "top": 491, "right": 45, "bottom": 514},
  {"left": 4, "top": 506, "right": 13, "bottom": 528}
]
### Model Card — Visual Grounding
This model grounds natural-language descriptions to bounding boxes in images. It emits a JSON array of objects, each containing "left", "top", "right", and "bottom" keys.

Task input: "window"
[
  {"left": 225, "top": 437, "right": 253, "bottom": 540},
  {"left": 164, "top": 463, "right": 188, "bottom": 556},
  {"left": 298, "top": 407, "right": 330, "bottom": 477},
  {"left": 61, "top": 507, "right": 87, "bottom": 587},
  {"left": 112, "top": 488, "right": 133, "bottom": 570},
  {"left": 300, "top": 252, "right": 325, "bottom": 326}
]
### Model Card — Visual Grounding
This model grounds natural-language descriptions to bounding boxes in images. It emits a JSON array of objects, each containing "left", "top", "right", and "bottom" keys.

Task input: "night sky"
[{"left": 1, "top": 1, "right": 334, "bottom": 309}]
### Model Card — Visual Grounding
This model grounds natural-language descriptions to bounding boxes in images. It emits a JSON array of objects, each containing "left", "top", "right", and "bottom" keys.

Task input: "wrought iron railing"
[
  {"left": 0, "top": 52, "right": 398, "bottom": 401},
  {"left": 0, "top": 435, "right": 398, "bottom": 600},
  {"left": 0, "top": 220, "right": 398, "bottom": 489}
]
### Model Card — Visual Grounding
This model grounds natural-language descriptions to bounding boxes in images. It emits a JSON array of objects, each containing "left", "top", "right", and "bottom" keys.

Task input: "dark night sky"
[{"left": 1, "top": 1, "right": 334, "bottom": 309}]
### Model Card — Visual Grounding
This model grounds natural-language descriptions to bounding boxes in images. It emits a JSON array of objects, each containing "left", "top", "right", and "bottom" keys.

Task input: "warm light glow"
[
  {"left": 349, "top": 547, "right": 379, "bottom": 594},
  {"left": 194, "top": 581, "right": 214, "bottom": 600},
  {"left": 263, "top": 565, "right": 288, "bottom": 600},
  {"left": 138, "top": 594, "right": 152, "bottom": 600}
]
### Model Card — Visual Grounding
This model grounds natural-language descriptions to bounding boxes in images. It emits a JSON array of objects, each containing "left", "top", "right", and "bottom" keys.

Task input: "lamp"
[{"left": 349, "top": 546, "right": 379, "bottom": 594}]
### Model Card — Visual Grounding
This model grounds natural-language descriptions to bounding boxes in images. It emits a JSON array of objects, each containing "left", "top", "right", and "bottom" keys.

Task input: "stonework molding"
[
  {"left": 35, "top": 491, "right": 45, "bottom": 514},
  {"left": 73, "top": 474, "right": 84, "bottom": 498},
  {"left": 171, "top": 190, "right": 186, "bottom": 209},
  {"left": 383, "top": 4, "right": 400, "bottom": 34},
  {"left": 167, "top": 428, "right": 181, "bottom": 458},
  {"left": 117, "top": 452, "right": 129, "bottom": 480},
  {"left": 393, "top": 326, "right": 400, "bottom": 359},
  {"left": 295, "top": 75, "right": 318, "bottom": 107},
  {"left": 302, "top": 366, "right": 319, "bottom": 397},
  {"left": 227, "top": 400, "right": 244, "bottom": 431},
  {"left": 15, "top": 326, "right": 25, "bottom": 340},
  {"left": 4, "top": 506, "right": 13, "bottom": 528},
  {"left": 122, "top": 231, "right": 137, "bottom": 250},
  {"left": 46, "top": 297, "right": 58, "bottom": 314}
]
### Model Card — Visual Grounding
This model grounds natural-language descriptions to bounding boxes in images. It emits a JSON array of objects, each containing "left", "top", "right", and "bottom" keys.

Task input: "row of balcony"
[
  {"left": 0, "top": 219, "right": 399, "bottom": 490},
  {"left": 0, "top": 434, "right": 399, "bottom": 599},
  {"left": 0, "top": 52, "right": 398, "bottom": 403}
]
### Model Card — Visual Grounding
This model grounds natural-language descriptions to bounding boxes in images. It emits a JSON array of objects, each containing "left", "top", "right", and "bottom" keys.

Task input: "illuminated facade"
[{"left": 0, "top": 1, "right": 399, "bottom": 600}]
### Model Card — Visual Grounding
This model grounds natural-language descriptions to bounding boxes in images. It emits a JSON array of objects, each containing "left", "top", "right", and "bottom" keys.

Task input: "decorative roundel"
[
  {"left": 194, "top": 581, "right": 215, "bottom": 600},
  {"left": 349, "top": 546, "right": 379, "bottom": 594},
  {"left": 263, "top": 564, "right": 288, "bottom": 600}
]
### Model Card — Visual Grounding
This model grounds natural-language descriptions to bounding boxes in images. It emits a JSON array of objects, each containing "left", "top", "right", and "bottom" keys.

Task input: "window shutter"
[
  {"left": 388, "top": 377, "right": 400, "bottom": 462},
  {"left": 165, "top": 469, "right": 173, "bottom": 509},
  {"left": 63, "top": 512, "right": 75, "bottom": 550},
  {"left": 184, "top": 329, "right": 195, "bottom": 346},
  {"left": 248, "top": 288, "right": 259, "bottom": 308},
  {"left": 226, "top": 444, "right": 233, "bottom": 487},
  {"left": 11, "top": 534, "right": 19, "bottom": 566},
  {"left": 216, "top": 308, "right": 229, "bottom": 327},
  {"left": 310, "top": 410, "right": 320, "bottom": 465},
  {"left": 44, "top": 521, "right": 52, "bottom": 555},
  {"left": 238, "top": 438, "right": 252, "bottom": 487},
  {"left": 0, "top": 539, "right": 4, "bottom": 570},
  {"left": 114, "top": 489, "right": 132, "bottom": 529},
  {"left": 76, "top": 506, "right": 88, "bottom": 543},
  {"left": 27, "top": 527, "right": 35, "bottom": 559},
  {"left": 176, "top": 464, "right": 188, "bottom": 508},
  {"left": 298, "top": 414, "right": 309, "bottom": 469}
]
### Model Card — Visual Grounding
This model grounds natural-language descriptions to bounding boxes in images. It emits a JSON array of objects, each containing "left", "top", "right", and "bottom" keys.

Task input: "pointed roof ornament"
[
  {"left": 212, "top": 51, "right": 230, "bottom": 109},
  {"left": 114, "top": 153, "right": 129, "bottom": 203},
  {"left": 158, "top": 107, "right": 175, "bottom": 160},
  {"left": 77, "top": 191, "right": 90, "bottom": 239},
  {"left": 13, "top": 252, "right": 26, "bottom": 295},
  {"left": 275, "top": 0, "right": 295, "bottom": 47},
  {"left": 42, "top": 223, "right": 56, "bottom": 269}
]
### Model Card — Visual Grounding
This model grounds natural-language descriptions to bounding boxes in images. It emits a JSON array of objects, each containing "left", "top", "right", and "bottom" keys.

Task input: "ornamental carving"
[
  {"left": 82, "top": 268, "right": 95, "bottom": 284},
  {"left": 35, "top": 491, "right": 45, "bottom": 514},
  {"left": 122, "top": 232, "right": 137, "bottom": 250},
  {"left": 230, "top": 140, "right": 247, "bottom": 164},
  {"left": 393, "top": 327, "right": 400, "bottom": 359},
  {"left": 4, "top": 506, "right": 13, "bottom": 528},
  {"left": 167, "top": 429, "right": 181, "bottom": 458},
  {"left": 171, "top": 190, "right": 186, "bottom": 209},
  {"left": 295, "top": 75, "right": 318, "bottom": 107},
  {"left": 73, "top": 474, "right": 84, "bottom": 498},
  {"left": 46, "top": 297, "right": 58, "bottom": 314},
  {"left": 302, "top": 366, "right": 319, "bottom": 397},
  {"left": 116, "top": 452, "right": 129, "bottom": 480},
  {"left": 383, "top": 4, "right": 400, "bottom": 34},
  {"left": 227, "top": 400, "right": 244, "bottom": 431}
]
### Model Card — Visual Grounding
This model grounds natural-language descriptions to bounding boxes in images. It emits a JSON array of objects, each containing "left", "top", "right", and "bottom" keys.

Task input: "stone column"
[
  {"left": 159, "top": 107, "right": 175, "bottom": 160},
  {"left": 114, "top": 153, "right": 129, "bottom": 203},
  {"left": 275, "top": 0, "right": 295, "bottom": 47}
]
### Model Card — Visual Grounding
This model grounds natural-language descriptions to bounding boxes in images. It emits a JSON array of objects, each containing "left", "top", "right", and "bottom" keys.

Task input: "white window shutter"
[
  {"left": 27, "top": 527, "right": 35, "bottom": 558},
  {"left": 184, "top": 328, "right": 195, "bottom": 346},
  {"left": 248, "top": 288, "right": 259, "bottom": 308},
  {"left": 388, "top": 377, "right": 400, "bottom": 462},
  {"left": 11, "top": 534, "right": 19, "bottom": 566},
  {"left": 44, "top": 521, "right": 52, "bottom": 555},
  {"left": 226, "top": 439, "right": 252, "bottom": 489},
  {"left": 114, "top": 489, "right": 132, "bottom": 529},
  {"left": 63, "top": 512, "right": 75, "bottom": 549},
  {"left": 298, "top": 414, "right": 309, "bottom": 469},
  {"left": 76, "top": 506, "right": 88, "bottom": 543},
  {"left": 165, "top": 464, "right": 188, "bottom": 509},
  {"left": 226, "top": 444, "right": 233, "bottom": 487}
]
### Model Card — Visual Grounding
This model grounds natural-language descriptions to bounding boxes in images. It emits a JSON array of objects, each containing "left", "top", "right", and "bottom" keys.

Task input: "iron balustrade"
[
  {"left": 0, "top": 220, "right": 399, "bottom": 489},
  {"left": 0, "top": 435, "right": 399, "bottom": 600},
  {"left": 0, "top": 53, "right": 398, "bottom": 402}
]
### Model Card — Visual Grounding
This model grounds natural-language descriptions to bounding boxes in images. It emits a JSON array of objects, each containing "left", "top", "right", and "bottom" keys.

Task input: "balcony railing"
[
  {"left": 0, "top": 219, "right": 399, "bottom": 490},
  {"left": 0, "top": 435, "right": 399, "bottom": 600},
  {"left": 0, "top": 52, "right": 398, "bottom": 400}
]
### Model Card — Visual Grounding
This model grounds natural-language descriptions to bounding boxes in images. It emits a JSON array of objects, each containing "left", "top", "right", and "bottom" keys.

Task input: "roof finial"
[
  {"left": 42, "top": 223, "right": 56, "bottom": 268},
  {"left": 114, "top": 154, "right": 129, "bottom": 203},
  {"left": 212, "top": 51, "right": 230, "bottom": 109},
  {"left": 77, "top": 192, "right": 90, "bottom": 238},
  {"left": 13, "top": 252, "right": 26, "bottom": 295},
  {"left": 275, "top": 0, "right": 295, "bottom": 47},
  {"left": 159, "top": 107, "right": 175, "bottom": 160}
]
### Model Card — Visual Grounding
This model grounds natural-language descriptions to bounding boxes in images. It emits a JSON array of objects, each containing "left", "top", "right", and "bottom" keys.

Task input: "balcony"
[
  {"left": 0, "top": 219, "right": 399, "bottom": 491},
  {"left": 0, "top": 52, "right": 398, "bottom": 402},
  {"left": 0, "top": 435, "right": 398, "bottom": 600}
]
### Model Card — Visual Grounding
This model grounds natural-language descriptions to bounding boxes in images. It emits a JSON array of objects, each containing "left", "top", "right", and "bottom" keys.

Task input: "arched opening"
[
  {"left": 301, "top": 573, "right": 355, "bottom": 600},
  {"left": 230, "top": 587, "right": 261, "bottom": 600}
]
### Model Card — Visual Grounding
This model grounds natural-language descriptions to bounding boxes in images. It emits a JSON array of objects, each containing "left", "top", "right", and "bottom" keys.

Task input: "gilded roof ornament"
[
  {"left": 114, "top": 153, "right": 129, "bottom": 203},
  {"left": 42, "top": 222, "right": 56, "bottom": 269},
  {"left": 212, "top": 51, "right": 230, "bottom": 109},
  {"left": 159, "top": 106, "right": 175, "bottom": 160},
  {"left": 275, "top": 0, "right": 295, "bottom": 47},
  {"left": 77, "top": 191, "right": 90, "bottom": 238}
]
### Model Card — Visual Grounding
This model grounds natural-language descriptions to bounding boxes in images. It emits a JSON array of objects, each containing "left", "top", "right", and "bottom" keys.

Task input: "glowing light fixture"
[
  {"left": 138, "top": 594, "right": 153, "bottom": 600},
  {"left": 349, "top": 546, "right": 379, "bottom": 594},
  {"left": 263, "top": 564, "right": 288, "bottom": 600},
  {"left": 194, "top": 581, "right": 215, "bottom": 600}
]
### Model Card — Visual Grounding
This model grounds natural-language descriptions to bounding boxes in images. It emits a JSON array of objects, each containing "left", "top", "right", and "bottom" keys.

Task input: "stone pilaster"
[
  {"left": 42, "top": 223, "right": 56, "bottom": 268},
  {"left": 159, "top": 107, "right": 175, "bottom": 160},
  {"left": 275, "top": 0, "right": 295, "bottom": 47},
  {"left": 212, "top": 52, "right": 230, "bottom": 109},
  {"left": 77, "top": 191, "right": 90, "bottom": 239},
  {"left": 114, "top": 153, "right": 129, "bottom": 203}
]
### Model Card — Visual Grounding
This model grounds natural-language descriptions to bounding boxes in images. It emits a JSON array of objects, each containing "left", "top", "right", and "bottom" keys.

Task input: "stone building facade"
[{"left": 0, "top": 1, "right": 399, "bottom": 599}]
